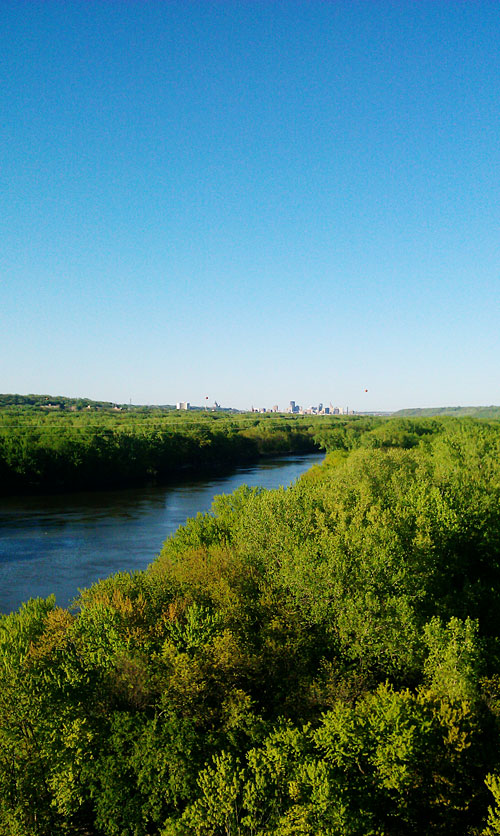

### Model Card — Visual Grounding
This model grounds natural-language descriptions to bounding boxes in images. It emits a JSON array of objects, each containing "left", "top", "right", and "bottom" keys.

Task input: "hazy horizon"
[{"left": 5, "top": 390, "right": 500, "bottom": 418}]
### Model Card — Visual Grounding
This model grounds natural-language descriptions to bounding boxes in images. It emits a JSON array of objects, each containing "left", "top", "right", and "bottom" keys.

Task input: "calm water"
[{"left": 0, "top": 453, "right": 323, "bottom": 614}]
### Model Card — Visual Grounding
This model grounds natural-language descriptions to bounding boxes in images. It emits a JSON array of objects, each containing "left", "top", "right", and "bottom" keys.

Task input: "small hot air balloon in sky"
[{"left": 364, "top": 389, "right": 368, "bottom": 392}]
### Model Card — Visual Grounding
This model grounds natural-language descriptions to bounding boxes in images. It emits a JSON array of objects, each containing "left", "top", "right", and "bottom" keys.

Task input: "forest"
[
  {"left": 0, "top": 406, "right": 329, "bottom": 494},
  {"left": 3, "top": 416, "right": 500, "bottom": 834}
]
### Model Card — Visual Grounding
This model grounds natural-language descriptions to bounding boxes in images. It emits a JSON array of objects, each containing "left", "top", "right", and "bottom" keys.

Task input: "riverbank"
[
  {"left": 0, "top": 452, "right": 324, "bottom": 613},
  {"left": 0, "top": 410, "right": 323, "bottom": 495}
]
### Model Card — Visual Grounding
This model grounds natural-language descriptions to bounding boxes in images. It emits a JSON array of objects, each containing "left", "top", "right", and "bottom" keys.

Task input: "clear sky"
[{"left": 2, "top": 1, "right": 499, "bottom": 412}]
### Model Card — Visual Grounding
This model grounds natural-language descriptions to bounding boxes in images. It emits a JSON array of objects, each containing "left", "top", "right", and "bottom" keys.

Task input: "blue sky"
[{"left": 2, "top": 1, "right": 499, "bottom": 411}]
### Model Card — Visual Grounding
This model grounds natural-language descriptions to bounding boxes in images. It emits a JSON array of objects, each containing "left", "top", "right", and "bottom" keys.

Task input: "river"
[{"left": 0, "top": 452, "right": 323, "bottom": 614}]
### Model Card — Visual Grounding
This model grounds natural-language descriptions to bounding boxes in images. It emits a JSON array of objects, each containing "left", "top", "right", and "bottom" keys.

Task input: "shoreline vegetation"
[
  {"left": 0, "top": 398, "right": 342, "bottom": 495},
  {"left": 3, "top": 405, "right": 500, "bottom": 832},
  {"left": 0, "top": 399, "right": 319, "bottom": 495},
  {"left": 3, "top": 393, "right": 500, "bottom": 496}
]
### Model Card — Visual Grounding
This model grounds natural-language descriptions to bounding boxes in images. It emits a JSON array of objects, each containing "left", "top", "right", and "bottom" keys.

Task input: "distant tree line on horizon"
[
  {"left": 392, "top": 405, "right": 500, "bottom": 419},
  {"left": 0, "top": 394, "right": 243, "bottom": 414}
]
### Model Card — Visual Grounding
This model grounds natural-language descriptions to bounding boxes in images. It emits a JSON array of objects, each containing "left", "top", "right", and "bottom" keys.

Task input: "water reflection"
[{"left": 0, "top": 453, "right": 323, "bottom": 614}]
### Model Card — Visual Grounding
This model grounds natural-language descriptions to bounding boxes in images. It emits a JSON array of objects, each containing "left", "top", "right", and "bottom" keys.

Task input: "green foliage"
[
  {"left": 0, "top": 408, "right": 323, "bottom": 493},
  {"left": 172, "top": 685, "right": 487, "bottom": 835},
  {"left": 484, "top": 774, "right": 500, "bottom": 835},
  {"left": 423, "top": 616, "right": 482, "bottom": 701},
  {"left": 3, "top": 417, "right": 500, "bottom": 832}
]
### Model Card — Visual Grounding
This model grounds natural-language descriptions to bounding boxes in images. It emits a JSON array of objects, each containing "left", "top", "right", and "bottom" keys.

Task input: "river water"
[{"left": 0, "top": 453, "right": 323, "bottom": 614}]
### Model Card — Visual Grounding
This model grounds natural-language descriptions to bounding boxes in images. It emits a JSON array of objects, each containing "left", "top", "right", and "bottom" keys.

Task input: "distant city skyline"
[
  {"left": 3, "top": 3, "right": 499, "bottom": 411},
  {"left": 175, "top": 399, "right": 353, "bottom": 414}
]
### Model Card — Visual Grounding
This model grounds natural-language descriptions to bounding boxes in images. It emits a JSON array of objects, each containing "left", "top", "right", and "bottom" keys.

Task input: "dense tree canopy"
[
  {"left": 2, "top": 417, "right": 500, "bottom": 833},
  {"left": 0, "top": 408, "right": 324, "bottom": 493}
]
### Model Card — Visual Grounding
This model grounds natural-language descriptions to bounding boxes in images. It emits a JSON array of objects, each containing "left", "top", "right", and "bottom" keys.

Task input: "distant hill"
[
  {"left": 0, "top": 393, "right": 175, "bottom": 412},
  {"left": 393, "top": 405, "right": 500, "bottom": 419}
]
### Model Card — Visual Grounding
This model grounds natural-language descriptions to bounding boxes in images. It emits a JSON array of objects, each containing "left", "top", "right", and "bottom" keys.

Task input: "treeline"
[
  {"left": 0, "top": 410, "right": 327, "bottom": 494},
  {"left": 3, "top": 418, "right": 500, "bottom": 833},
  {"left": 0, "top": 393, "right": 128, "bottom": 410},
  {"left": 393, "top": 405, "right": 500, "bottom": 419}
]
